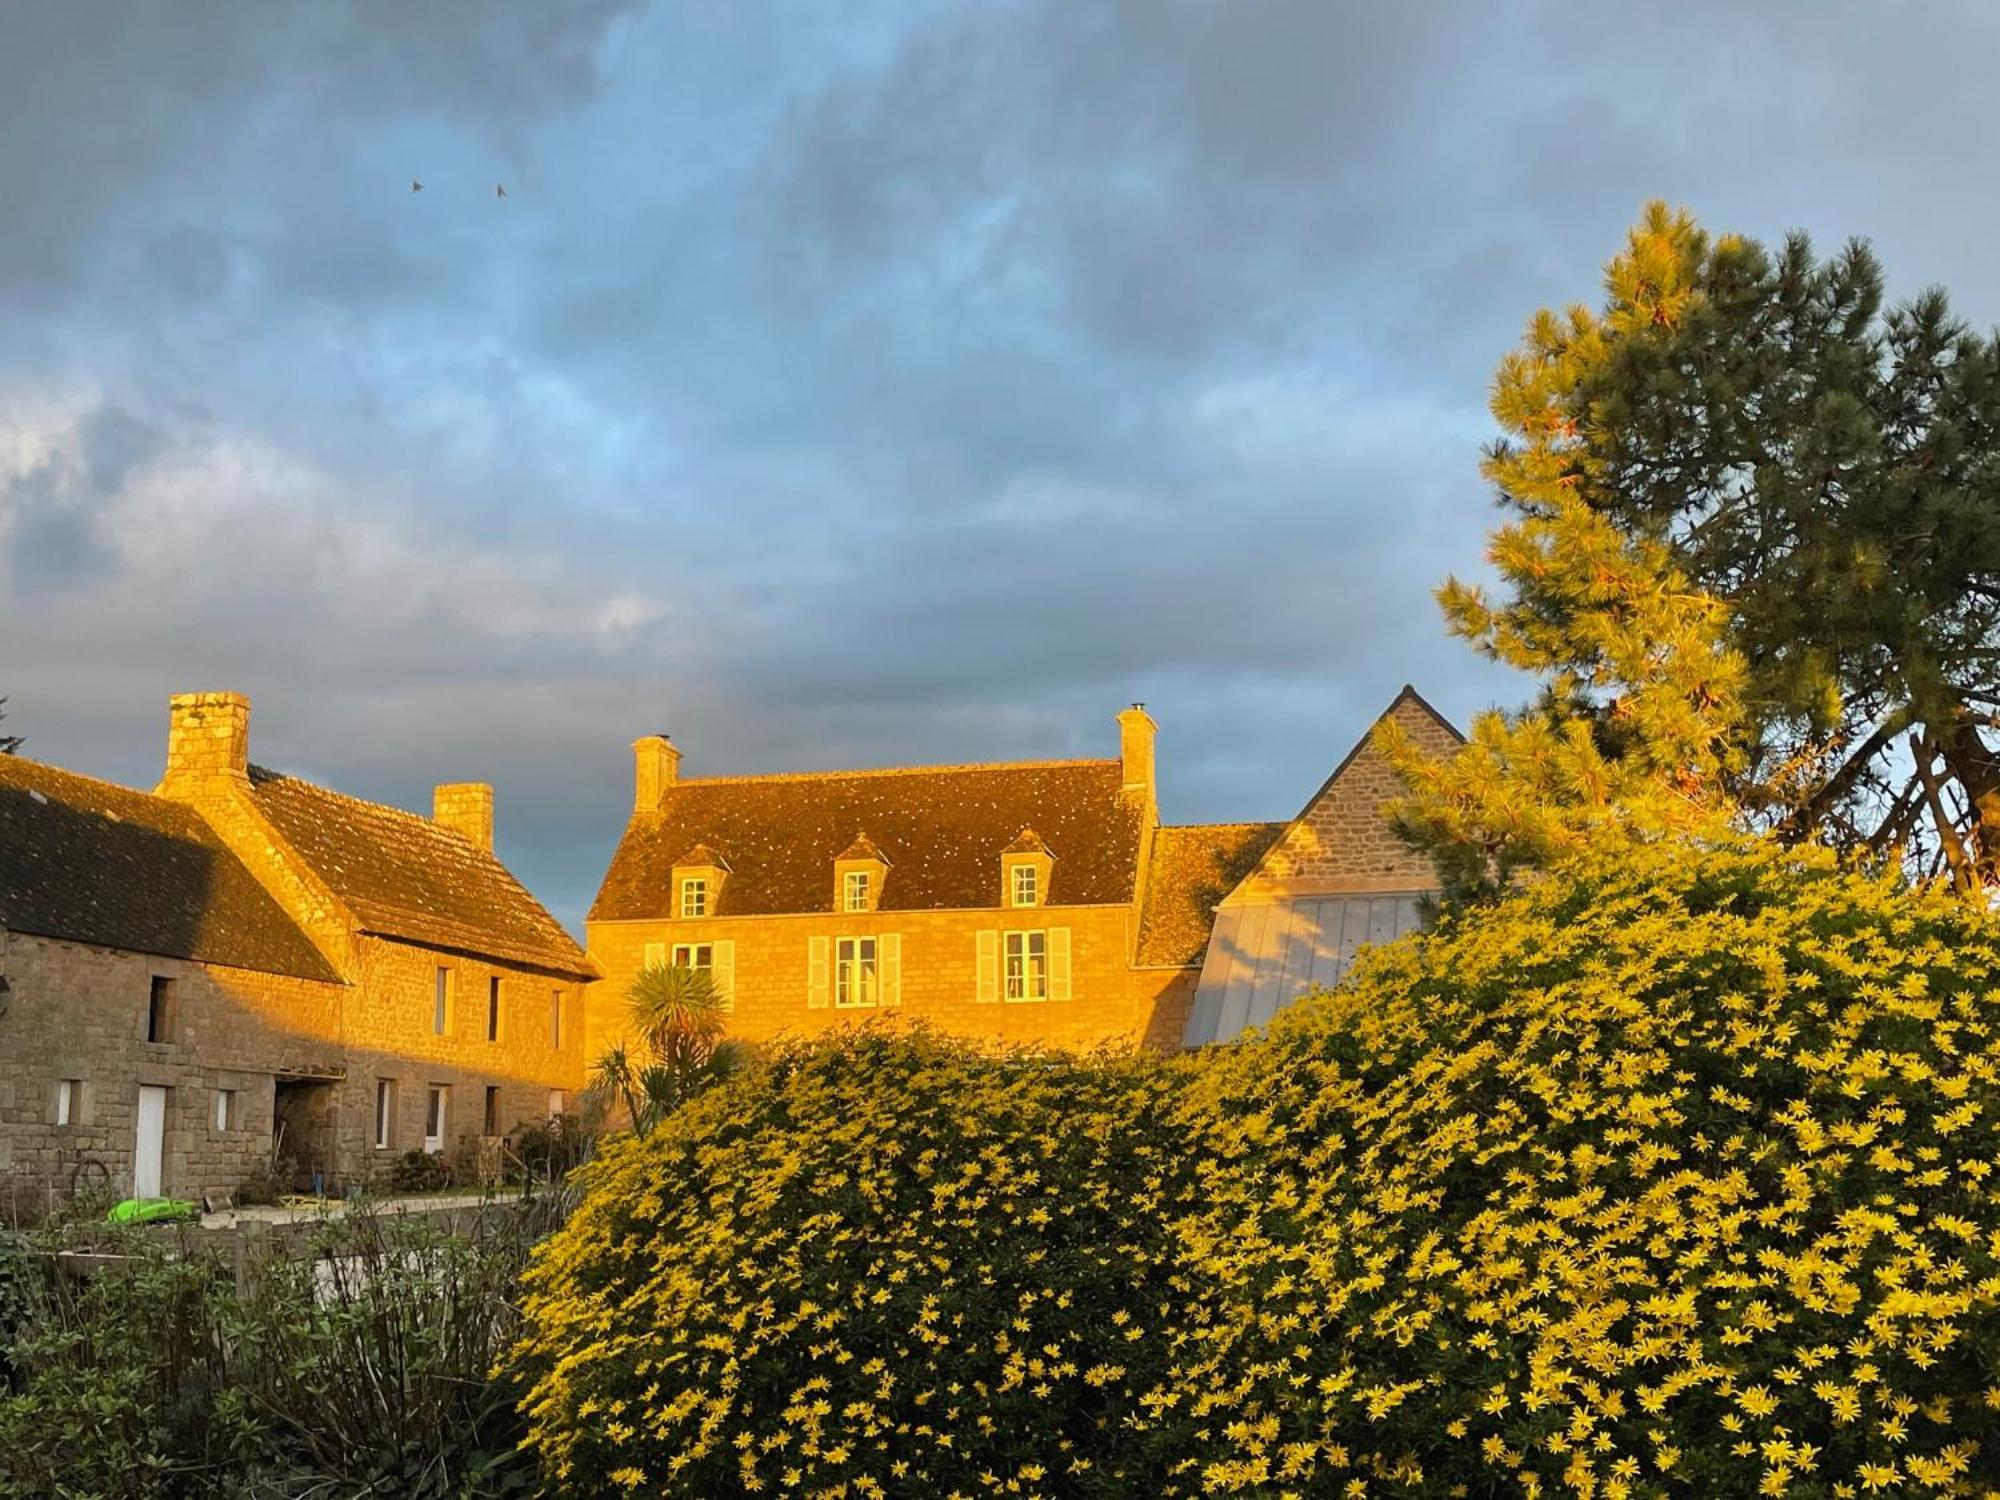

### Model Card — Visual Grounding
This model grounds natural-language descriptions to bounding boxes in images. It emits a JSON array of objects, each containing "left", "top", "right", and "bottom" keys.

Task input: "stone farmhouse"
[
  {"left": 0, "top": 692, "right": 595, "bottom": 1209},
  {"left": 586, "top": 687, "right": 1460, "bottom": 1058}
]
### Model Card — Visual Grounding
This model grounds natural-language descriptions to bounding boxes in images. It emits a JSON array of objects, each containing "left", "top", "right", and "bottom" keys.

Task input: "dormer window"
[
  {"left": 833, "top": 831, "right": 889, "bottom": 914},
  {"left": 1011, "top": 863, "right": 1037, "bottom": 908},
  {"left": 671, "top": 843, "right": 730, "bottom": 919},
  {"left": 1000, "top": 827, "right": 1054, "bottom": 910}
]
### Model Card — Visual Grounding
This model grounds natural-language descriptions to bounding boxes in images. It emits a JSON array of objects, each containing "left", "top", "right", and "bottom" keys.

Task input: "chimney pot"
[
  {"left": 633, "top": 734, "right": 681, "bottom": 814},
  {"left": 433, "top": 782, "right": 494, "bottom": 853},
  {"left": 162, "top": 691, "right": 251, "bottom": 788}
]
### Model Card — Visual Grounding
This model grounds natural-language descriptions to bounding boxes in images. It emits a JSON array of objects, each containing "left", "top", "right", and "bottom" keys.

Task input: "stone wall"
[
  {"left": 587, "top": 902, "right": 1196, "bottom": 1061},
  {"left": 1242, "top": 693, "right": 1460, "bottom": 893},
  {"left": 0, "top": 929, "right": 346, "bottom": 1213},
  {"left": 332, "top": 935, "right": 587, "bottom": 1183}
]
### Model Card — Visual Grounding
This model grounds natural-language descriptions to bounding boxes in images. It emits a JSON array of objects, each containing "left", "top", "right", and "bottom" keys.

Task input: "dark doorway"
[{"left": 272, "top": 1076, "right": 339, "bottom": 1192}]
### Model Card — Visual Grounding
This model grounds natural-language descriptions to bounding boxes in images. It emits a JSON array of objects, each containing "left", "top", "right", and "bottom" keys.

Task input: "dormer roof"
[
  {"left": 837, "top": 832, "right": 889, "bottom": 865},
  {"left": 1002, "top": 827, "right": 1052, "bottom": 857},
  {"left": 675, "top": 842, "right": 732, "bottom": 872}
]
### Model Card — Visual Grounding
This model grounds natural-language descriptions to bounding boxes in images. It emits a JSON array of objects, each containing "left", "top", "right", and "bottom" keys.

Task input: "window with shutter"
[
  {"left": 712, "top": 940, "right": 736, "bottom": 1011},
  {"left": 975, "top": 929, "right": 1000, "bottom": 1003},
  {"left": 807, "top": 935, "right": 831, "bottom": 1009},
  {"left": 880, "top": 933, "right": 901, "bottom": 1007},
  {"left": 643, "top": 941, "right": 667, "bottom": 968}
]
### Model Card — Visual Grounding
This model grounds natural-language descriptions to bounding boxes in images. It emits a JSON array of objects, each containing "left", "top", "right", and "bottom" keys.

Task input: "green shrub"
[
  {"left": 510, "top": 843, "right": 2000, "bottom": 1498},
  {"left": 388, "top": 1149, "right": 453, "bottom": 1193},
  {"left": 1161, "top": 840, "right": 2000, "bottom": 1495},
  {"left": 510, "top": 1026, "right": 1197, "bottom": 1496}
]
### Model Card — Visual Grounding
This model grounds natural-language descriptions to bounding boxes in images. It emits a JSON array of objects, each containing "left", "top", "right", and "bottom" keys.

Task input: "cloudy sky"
[{"left": 4, "top": 2, "right": 1997, "bottom": 930}]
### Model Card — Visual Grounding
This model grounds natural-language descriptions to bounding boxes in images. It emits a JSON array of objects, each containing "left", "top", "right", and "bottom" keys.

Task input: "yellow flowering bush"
[
  {"left": 510, "top": 1028, "right": 1196, "bottom": 1496},
  {"left": 1165, "top": 840, "right": 2000, "bottom": 1497},
  {"left": 511, "top": 841, "right": 2000, "bottom": 1497}
]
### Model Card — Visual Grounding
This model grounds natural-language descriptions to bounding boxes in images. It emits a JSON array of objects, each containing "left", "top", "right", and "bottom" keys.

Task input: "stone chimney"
[
  {"left": 162, "top": 691, "right": 251, "bottom": 788},
  {"left": 433, "top": 782, "right": 494, "bottom": 853},
  {"left": 1117, "top": 703, "right": 1157, "bottom": 808},
  {"left": 633, "top": 734, "right": 681, "bottom": 814}
]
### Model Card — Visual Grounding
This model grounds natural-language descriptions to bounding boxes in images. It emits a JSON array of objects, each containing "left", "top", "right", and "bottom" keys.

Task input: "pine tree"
[
  {"left": 0, "top": 696, "right": 20, "bottom": 756},
  {"left": 1379, "top": 206, "right": 1751, "bottom": 905}
]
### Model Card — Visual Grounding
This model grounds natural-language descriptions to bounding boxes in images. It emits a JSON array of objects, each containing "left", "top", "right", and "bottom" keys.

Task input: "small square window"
[
  {"left": 1011, "top": 864, "right": 1038, "bottom": 907},
  {"left": 672, "top": 942, "right": 713, "bottom": 973},
  {"left": 680, "top": 878, "right": 708, "bottom": 918},
  {"left": 214, "top": 1089, "right": 238, "bottom": 1132},
  {"left": 843, "top": 870, "right": 871, "bottom": 912}
]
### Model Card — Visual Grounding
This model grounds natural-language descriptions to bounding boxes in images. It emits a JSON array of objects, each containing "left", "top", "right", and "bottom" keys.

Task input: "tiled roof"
[
  {"left": 1135, "top": 822, "right": 1287, "bottom": 968},
  {"left": 247, "top": 767, "right": 593, "bottom": 978},
  {"left": 0, "top": 755, "right": 339, "bottom": 982},
  {"left": 591, "top": 759, "right": 1146, "bottom": 920}
]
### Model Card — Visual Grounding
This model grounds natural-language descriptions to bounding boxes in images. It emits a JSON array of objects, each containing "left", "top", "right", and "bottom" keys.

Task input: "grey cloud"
[{"left": 7, "top": 0, "right": 2000, "bottom": 930}]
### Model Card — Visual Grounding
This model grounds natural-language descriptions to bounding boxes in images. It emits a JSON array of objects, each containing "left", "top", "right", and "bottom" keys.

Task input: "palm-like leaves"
[{"left": 588, "top": 964, "right": 747, "bottom": 1136}]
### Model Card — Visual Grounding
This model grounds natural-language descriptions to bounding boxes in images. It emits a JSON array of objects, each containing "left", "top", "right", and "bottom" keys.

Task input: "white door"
[{"left": 134, "top": 1086, "right": 168, "bottom": 1199}]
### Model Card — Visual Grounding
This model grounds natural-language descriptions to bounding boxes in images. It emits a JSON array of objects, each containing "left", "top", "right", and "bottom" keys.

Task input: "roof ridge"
[
  {"left": 0, "top": 753, "right": 164, "bottom": 805},
  {"left": 672, "top": 756, "right": 1119, "bottom": 789},
  {"left": 250, "top": 764, "right": 481, "bottom": 847},
  {"left": 1159, "top": 819, "right": 1288, "bottom": 833}
]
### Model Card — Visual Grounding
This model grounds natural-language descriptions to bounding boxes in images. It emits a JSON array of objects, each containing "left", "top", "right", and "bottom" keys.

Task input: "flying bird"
[
  {"left": 496, "top": 182, "right": 507, "bottom": 198},
  {"left": 411, "top": 179, "right": 424, "bottom": 193}
]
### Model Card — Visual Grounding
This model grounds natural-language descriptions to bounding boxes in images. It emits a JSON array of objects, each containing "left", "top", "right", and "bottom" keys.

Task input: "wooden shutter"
[
  {"left": 976, "top": 929, "right": 1000, "bottom": 1003},
  {"left": 880, "top": 933, "right": 901, "bottom": 1007},
  {"left": 1049, "top": 927, "right": 1072, "bottom": 1001},
  {"left": 643, "top": 942, "right": 666, "bottom": 969},
  {"left": 712, "top": 940, "right": 736, "bottom": 1012},
  {"left": 807, "top": 935, "right": 831, "bottom": 1009}
]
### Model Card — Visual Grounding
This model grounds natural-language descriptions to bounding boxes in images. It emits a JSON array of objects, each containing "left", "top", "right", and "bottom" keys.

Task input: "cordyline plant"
[{"left": 587, "top": 963, "right": 748, "bottom": 1136}]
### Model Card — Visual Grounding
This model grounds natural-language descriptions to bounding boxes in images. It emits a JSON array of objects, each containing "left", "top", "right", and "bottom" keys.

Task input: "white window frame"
[
  {"left": 375, "top": 1079, "right": 396, "bottom": 1150},
  {"left": 56, "top": 1078, "right": 77, "bottom": 1127},
  {"left": 1011, "top": 863, "right": 1038, "bottom": 907},
  {"left": 843, "top": 869, "right": 871, "bottom": 912},
  {"left": 835, "top": 935, "right": 880, "bottom": 1008},
  {"left": 672, "top": 942, "right": 713, "bottom": 972},
  {"left": 424, "top": 1085, "right": 448, "bottom": 1153},
  {"left": 1004, "top": 929, "right": 1049, "bottom": 1002},
  {"left": 680, "top": 877, "right": 708, "bottom": 918},
  {"left": 214, "top": 1089, "right": 236, "bottom": 1132}
]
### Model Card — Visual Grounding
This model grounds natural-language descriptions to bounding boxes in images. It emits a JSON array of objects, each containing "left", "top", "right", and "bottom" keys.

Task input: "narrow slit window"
[
  {"left": 483, "top": 1085, "right": 501, "bottom": 1136},
  {"left": 56, "top": 1079, "right": 78, "bottom": 1127},
  {"left": 374, "top": 1079, "right": 396, "bottom": 1149},
  {"left": 424, "top": 1085, "right": 448, "bottom": 1152},
  {"left": 147, "top": 976, "right": 175, "bottom": 1043},
  {"left": 486, "top": 975, "right": 502, "bottom": 1042},
  {"left": 214, "top": 1089, "right": 237, "bottom": 1131},
  {"left": 433, "top": 967, "right": 452, "bottom": 1035},
  {"left": 549, "top": 989, "right": 564, "bottom": 1050}
]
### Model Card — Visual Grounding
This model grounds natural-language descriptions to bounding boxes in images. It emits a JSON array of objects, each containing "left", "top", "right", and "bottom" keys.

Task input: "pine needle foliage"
[{"left": 1380, "top": 205, "right": 1751, "bottom": 906}]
